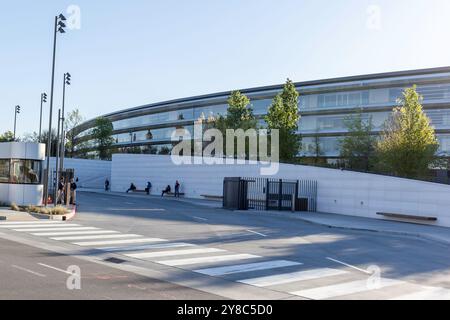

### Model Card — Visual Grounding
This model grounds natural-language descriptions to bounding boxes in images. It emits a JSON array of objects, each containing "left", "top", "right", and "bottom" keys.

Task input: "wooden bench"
[
  {"left": 201, "top": 194, "right": 223, "bottom": 201},
  {"left": 131, "top": 189, "right": 147, "bottom": 194},
  {"left": 377, "top": 212, "right": 437, "bottom": 222},
  {"left": 164, "top": 192, "right": 185, "bottom": 197}
]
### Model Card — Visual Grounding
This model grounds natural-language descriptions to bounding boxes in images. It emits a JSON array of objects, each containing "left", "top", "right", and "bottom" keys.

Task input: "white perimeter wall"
[
  {"left": 47, "top": 158, "right": 111, "bottom": 189},
  {"left": 111, "top": 154, "right": 450, "bottom": 227}
]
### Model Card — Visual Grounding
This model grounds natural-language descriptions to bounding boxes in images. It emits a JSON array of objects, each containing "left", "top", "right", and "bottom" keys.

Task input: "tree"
[
  {"left": 158, "top": 146, "right": 171, "bottom": 155},
  {"left": 376, "top": 85, "right": 439, "bottom": 178},
  {"left": 20, "top": 130, "right": 59, "bottom": 156},
  {"left": 213, "top": 91, "right": 258, "bottom": 159},
  {"left": 65, "top": 109, "right": 85, "bottom": 158},
  {"left": 92, "top": 117, "right": 115, "bottom": 160},
  {"left": 0, "top": 131, "right": 15, "bottom": 142},
  {"left": 265, "top": 79, "right": 301, "bottom": 163},
  {"left": 340, "top": 110, "right": 377, "bottom": 171}
]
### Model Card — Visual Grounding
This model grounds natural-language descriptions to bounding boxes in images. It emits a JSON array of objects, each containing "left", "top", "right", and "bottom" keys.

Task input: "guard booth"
[{"left": 223, "top": 177, "right": 317, "bottom": 212}]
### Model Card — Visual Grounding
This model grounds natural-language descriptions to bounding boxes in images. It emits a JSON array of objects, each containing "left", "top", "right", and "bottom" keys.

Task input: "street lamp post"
[
  {"left": 59, "top": 72, "right": 71, "bottom": 172},
  {"left": 43, "top": 14, "right": 67, "bottom": 206},
  {"left": 54, "top": 109, "right": 61, "bottom": 205},
  {"left": 39, "top": 93, "right": 47, "bottom": 143},
  {"left": 13, "top": 105, "right": 21, "bottom": 141}
]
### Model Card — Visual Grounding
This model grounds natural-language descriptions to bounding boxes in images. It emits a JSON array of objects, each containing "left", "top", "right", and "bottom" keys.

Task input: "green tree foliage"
[
  {"left": 0, "top": 131, "right": 15, "bottom": 142},
  {"left": 215, "top": 91, "right": 257, "bottom": 131},
  {"left": 265, "top": 79, "right": 301, "bottom": 162},
  {"left": 340, "top": 110, "right": 377, "bottom": 171},
  {"left": 376, "top": 86, "right": 439, "bottom": 178},
  {"left": 65, "top": 109, "right": 85, "bottom": 158},
  {"left": 92, "top": 117, "right": 115, "bottom": 160}
]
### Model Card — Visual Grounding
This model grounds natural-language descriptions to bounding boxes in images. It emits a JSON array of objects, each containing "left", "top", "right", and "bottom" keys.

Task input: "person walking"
[
  {"left": 70, "top": 178, "right": 77, "bottom": 205},
  {"left": 105, "top": 178, "right": 110, "bottom": 191},
  {"left": 145, "top": 181, "right": 152, "bottom": 195},
  {"left": 174, "top": 180, "right": 181, "bottom": 198}
]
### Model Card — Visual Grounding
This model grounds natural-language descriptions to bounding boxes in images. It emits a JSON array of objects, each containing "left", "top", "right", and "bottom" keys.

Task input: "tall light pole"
[
  {"left": 55, "top": 109, "right": 61, "bottom": 205},
  {"left": 44, "top": 13, "right": 67, "bottom": 206},
  {"left": 59, "top": 72, "right": 71, "bottom": 172},
  {"left": 13, "top": 105, "right": 21, "bottom": 141},
  {"left": 39, "top": 93, "right": 47, "bottom": 143}
]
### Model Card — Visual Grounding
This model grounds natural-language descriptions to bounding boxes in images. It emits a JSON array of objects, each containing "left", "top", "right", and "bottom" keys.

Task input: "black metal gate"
[{"left": 265, "top": 179, "right": 298, "bottom": 211}]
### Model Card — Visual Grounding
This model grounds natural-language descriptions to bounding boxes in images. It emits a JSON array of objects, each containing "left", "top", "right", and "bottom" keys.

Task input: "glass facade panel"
[
  {"left": 114, "top": 126, "right": 193, "bottom": 144},
  {"left": 193, "top": 104, "right": 228, "bottom": 120},
  {"left": 113, "top": 109, "right": 195, "bottom": 130},
  {"left": 300, "top": 137, "right": 341, "bottom": 157}
]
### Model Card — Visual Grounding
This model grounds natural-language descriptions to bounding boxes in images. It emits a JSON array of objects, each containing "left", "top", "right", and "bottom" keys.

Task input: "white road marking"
[
  {"left": 73, "top": 238, "right": 167, "bottom": 246},
  {"left": 1, "top": 223, "right": 80, "bottom": 229},
  {"left": 32, "top": 230, "right": 119, "bottom": 236},
  {"left": 195, "top": 260, "right": 302, "bottom": 276},
  {"left": 326, "top": 257, "right": 370, "bottom": 274},
  {"left": 50, "top": 234, "right": 142, "bottom": 241},
  {"left": 157, "top": 254, "right": 260, "bottom": 267},
  {"left": 0, "top": 221, "right": 62, "bottom": 225},
  {"left": 193, "top": 216, "right": 208, "bottom": 221},
  {"left": 239, "top": 268, "right": 348, "bottom": 287},
  {"left": 291, "top": 278, "right": 403, "bottom": 300},
  {"left": 38, "top": 263, "right": 71, "bottom": 275},
  {"left": 126, "top": 248, "right": 225, "bottom": 259},
  {"left": 391, "top": 286, "right": 450, "bottom": 300},
  {"left": 13, "top": 227, "right": 98, "bottom": 232},
  {"left": 246, "top": 229, "right": 267, "bottom": 237},
  {"left": 97, "top": 242, "right": 195, "bottom": 252},
  {"left": 12, "top": 265, "right": 46, "bottom": 277}
]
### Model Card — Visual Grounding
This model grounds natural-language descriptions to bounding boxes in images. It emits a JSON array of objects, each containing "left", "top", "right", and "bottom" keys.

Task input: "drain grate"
[{"left": 104, "top": 257, "right": 128, "bottom": 264}]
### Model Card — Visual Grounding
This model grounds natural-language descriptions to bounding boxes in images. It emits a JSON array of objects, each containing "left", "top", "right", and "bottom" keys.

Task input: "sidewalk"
[
  {"left": 78, "top": 188, "right": 222, "bottom": 209},
  {"left": 241, "top": 210, "right": 450, "bottom": 246},
  {"left": 79, "top": 189, "right": 450, "bottom": 246},
  {"left": 0, "top": 208, "right": 41, "bottom": 221}
]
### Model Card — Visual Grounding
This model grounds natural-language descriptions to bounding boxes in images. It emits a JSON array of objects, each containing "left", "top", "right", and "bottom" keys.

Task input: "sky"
[{"left": 1, "top": 0, "right": 450, "bottom": 137}]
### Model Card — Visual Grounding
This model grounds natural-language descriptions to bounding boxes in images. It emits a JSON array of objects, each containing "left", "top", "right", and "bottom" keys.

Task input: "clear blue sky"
[{"left": 2, "top": 0, "right": 450, "bottom": 137}]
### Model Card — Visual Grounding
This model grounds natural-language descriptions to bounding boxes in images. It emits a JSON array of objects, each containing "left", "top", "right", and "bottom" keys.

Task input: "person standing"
[
  {"left": 70, "top": 178, "right": 77, "bottom": 205},
  {"left": 105, "top": 178, "right": 110, "bottom": 191},
  {"left": 174, "top": 180, "right": 180, "bottom": 198},
  {"left": 145, "top": 181, "right": 152, "bottom": 195},
  {"left": 57, "top": 177, "right": 65, "bottom": 205}
]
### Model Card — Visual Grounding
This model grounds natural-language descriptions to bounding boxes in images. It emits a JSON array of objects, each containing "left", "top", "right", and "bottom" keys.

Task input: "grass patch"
[{"left": 10, "top": 203, "right": 70, "bottom": 215}]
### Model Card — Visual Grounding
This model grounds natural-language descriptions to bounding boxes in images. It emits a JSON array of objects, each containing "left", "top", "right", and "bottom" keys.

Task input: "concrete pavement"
[{"left": 1, "top": 191, "right": 450, "bottom": 300}]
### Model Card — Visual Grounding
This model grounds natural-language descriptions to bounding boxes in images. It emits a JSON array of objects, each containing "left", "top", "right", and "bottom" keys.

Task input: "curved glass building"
[{"left": 72, "top": 67, "right": 450, "bottom": 162}]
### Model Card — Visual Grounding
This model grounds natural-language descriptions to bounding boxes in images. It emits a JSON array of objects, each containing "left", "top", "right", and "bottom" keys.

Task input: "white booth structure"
[{"left": 0, "top": 142, "right": 45, "bottom": 206}]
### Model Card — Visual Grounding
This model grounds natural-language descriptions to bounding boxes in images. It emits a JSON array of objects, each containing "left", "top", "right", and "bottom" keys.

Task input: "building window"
[{"left": 0, "top": 159, "right": 42, "bottom": 184}]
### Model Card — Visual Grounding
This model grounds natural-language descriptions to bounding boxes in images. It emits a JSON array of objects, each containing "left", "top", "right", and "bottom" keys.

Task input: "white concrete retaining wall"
[
  {"left": 111, "top": 154, "right": 450, "bottom": 227},
  {"left": 47, "top": 158, "right": 111, "bottom": 189}
]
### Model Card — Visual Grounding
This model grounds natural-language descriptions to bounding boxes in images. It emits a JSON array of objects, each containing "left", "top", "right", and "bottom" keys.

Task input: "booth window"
[
  {"left": 0, "top": 160, "right": 10, "bottom": 183},
  {"left": 0, "top": 159, "right": 42, "bottom": 184}
]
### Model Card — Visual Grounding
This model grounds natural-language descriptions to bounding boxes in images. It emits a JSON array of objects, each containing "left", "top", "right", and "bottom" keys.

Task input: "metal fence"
[{"left": 241, "top": 177, "right": 317, "bottom": 212}]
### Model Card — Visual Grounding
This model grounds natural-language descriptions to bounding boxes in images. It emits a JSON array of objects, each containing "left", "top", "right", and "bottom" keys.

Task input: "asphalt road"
[{"left": 1, "top": 191, "right": 450, "bottom": 300}]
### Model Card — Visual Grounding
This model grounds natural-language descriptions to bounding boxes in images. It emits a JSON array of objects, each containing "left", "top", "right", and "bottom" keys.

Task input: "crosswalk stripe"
[
  {"left": 239, "top": 268, "right": 348, "bottom": 287},
  {"left": 195, "top": 260, "right": 302, "bottom": 276},
  {"left": 97, "top": 242, "right": 195, "bottom": 252},
  {"left": 13, "top": 227, "right": 98, "bottom": 232},
  {"left": 31, "top": 230, "right": 119, "bottom": 236},
  {"left": 157, "top": 254, "right": 260, "bottom": 267},
  {"left": 0, "top": 221, "right": 62, "bottom": 225},
  {"left": 73, "top": 238, "right": 167, "bottom": 246},
  {"left": 50, "top": 234, "right": 142, "bottom": 241},
  {"left": 126, "top": 248, "right": 225, "bottom": 259},
  {"left": 291, "top": 278, "right": 402, "bottom": 300},
  {"left": 1, "top": 223, "right": 80, "bottom": 229},
  {"left": 391, "top": 286, "right": 450, "bottom": 300}
]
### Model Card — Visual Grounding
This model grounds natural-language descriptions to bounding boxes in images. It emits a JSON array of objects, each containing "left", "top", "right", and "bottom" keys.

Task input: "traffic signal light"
[
  {"left": 65, "top": 72, "right": 71, "bottom": 85},
  {"left": 15, "top": 105, "right": 20, "bottom": 114},
  {"left": 42, "top": 93, "right": 48, "bottom": 103}
]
